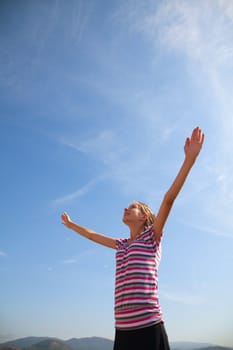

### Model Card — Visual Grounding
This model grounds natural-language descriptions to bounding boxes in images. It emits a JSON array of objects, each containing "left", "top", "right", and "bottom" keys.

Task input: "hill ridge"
[{"left": 0, "top": 337, "right": 232, "bottom": 350}]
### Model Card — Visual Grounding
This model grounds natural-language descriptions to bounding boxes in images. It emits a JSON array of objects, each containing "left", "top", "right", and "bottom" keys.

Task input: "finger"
[
  {"left": 185, "top": 137, "right": 190, "bottom": 148},
  {"left": 200, "top": 132, "right": 205, "bottom": 146},
  {"left": 191, "top": 127, "right": 198, "bottom": 140},
  {"left": 193, "top": 127, "right": 202, "bottom": 141},
  {"left": 196, "top": 128, "right": 203, "bottom": 143}
]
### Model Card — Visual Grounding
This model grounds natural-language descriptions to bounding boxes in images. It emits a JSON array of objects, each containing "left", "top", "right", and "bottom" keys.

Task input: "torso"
[{"left": 115, "top": 226, "right": 163, "bottom": 330}]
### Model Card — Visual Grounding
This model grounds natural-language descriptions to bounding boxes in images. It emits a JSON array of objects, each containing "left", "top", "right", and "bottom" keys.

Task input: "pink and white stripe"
[{"left": 114, "top": 226, "right": 163, "bottom": 330}]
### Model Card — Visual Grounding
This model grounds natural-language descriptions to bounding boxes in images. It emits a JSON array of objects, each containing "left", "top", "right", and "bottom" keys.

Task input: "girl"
[{"left": 61, "top": 127, "right": 204, "bottom": 350}]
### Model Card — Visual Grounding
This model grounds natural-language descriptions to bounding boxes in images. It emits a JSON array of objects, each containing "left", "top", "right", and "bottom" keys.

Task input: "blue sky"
[{"left": 0, "top": 0, "right": 233, "bottom": 347}]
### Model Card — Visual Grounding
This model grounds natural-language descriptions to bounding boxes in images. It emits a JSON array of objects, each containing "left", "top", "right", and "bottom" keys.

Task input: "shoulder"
[
  {"left": 149, "top": 225, "right": 163, "bottom": 245},
  {"left": 116, "top": 237, "right": 128, "bottom": 250},
  {"left": 140, "top": 226, "right": 161, "bottom": 248},
  {"left": 141, "top": 225, "right": 154, "bottom": 240}
]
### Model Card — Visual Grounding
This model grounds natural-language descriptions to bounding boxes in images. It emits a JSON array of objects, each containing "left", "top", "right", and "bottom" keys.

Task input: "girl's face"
[{"left": 122, "top": 203, "right": 146, "bottom": 225}]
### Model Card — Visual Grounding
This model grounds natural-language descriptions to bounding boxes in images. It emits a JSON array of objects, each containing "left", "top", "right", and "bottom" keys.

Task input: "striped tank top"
[{"left": 115, "top": 225, "right": 163, "bottom": 330}]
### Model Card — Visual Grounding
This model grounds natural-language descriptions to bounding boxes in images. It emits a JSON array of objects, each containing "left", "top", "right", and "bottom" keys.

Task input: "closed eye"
[{"left": 128, "top": 204, "right": 139, "bottom": 210}]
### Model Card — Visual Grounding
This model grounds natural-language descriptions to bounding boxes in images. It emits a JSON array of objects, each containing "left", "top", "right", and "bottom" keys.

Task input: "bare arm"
[
  {"left": 154, "top": 127, "right": 204, "bottom": 240},
  {"left": 61, "top": 212, "right": 117, "bottom": 249}
]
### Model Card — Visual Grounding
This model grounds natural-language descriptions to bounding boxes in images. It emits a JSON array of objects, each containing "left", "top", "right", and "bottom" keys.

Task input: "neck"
[{"left": 129, "top": 224, "right": 145, "bottom": 241}]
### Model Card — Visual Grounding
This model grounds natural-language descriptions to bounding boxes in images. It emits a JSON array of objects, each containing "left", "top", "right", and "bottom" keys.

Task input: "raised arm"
[
  {"left": 61, "top": 212, "right": 117, "bottom": 249},
  {"left": 153, "top": 127, "right": 204, "bottom": 240}
]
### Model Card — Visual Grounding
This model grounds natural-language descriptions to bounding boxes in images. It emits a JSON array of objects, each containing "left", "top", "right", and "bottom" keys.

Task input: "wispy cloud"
[
  {"left": 51, "top": 132, "right": 120, "bottom": 207},
  {"left": 61, "top": 258, "right": 78, "bottom": 265},
  {"left": 161, "top": 290, "right": 205, "bottom": 305},
  {"left": 60, "top": 250, "right": 95, "bottom": 266},
  {"left": 115, "top": 0, "right": 233, "bottom": 112},
  {"left": 0, "top": 1, "right": 92, "bottom": 98},
  {"left": 59, "top": 128, "right": 170, "bottom": 203},
  {"left": 61, "top": 130, "right": 126, "bottom": 167},
  {"left": 0, "top": 250, "right": 7, "bottom": 257},
  {"left": 52, "top": 133, "right": 118, "bottom": 206},
  {"left": 56, "top": 1, "right": 233, "bottom": 236},
  {"left": 119, "top": 0, "right": 233, "bottom": 68},
  {"left": 51, "top": 179, "right": 99, "bottom": 206},
  {"left": 178, "top": 219, "right": 233, "bottom": 239},
  {"left": 114, "top": 0, "right": 233, "bottom": 236},
  {"left": 69, "top": 0, "right": 93, "bottom": 45}
]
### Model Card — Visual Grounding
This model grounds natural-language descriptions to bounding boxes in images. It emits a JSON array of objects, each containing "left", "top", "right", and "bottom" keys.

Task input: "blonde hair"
[{"left": 135, "top": 201, "right": 156, "bottom": 229}]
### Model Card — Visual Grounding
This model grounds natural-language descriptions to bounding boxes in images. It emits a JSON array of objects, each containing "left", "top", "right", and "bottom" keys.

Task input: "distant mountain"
[
  {"left": 66, "top": 337, "right": 113, "bottom": 350},
  {"left": 171, "top": 345, "right": 232, "bottom": 350},
  {"left": 171, "top": 342, "right": 213, "bottom": 350},
  {"left": 0, "top": 347, "right": 21, "bottom": 350},
  {"left": 27, "top": 339, "right": 71, "bottom": 350},
  {"left": 196, "top": 347, "right": 233, "bottom": 350},
  {"left": 0, "top": 337, "right": 232, "bottom": 350},
  {"left": 0, "top": 338, "right": 50, "bottom": 349},
  {"left": 0, "top": 337, "right": 114, "bottom": 350}
]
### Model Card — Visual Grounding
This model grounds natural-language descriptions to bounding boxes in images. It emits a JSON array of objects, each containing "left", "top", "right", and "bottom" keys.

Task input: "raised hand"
[
  {"left": 184, "top": 127, "right": 204, "bottom": 161},
  {"left": 61, "top": 212, "right": 73, "bottom": 228},
  {"left": 61, "top": 211, "right": 116, "bottom": 249}
]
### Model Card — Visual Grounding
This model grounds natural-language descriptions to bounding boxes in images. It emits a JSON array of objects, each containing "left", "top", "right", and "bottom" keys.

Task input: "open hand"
[
  {"left": 184, "top": 127, "right": 204, "bottom": 161},
  {"left": 61, "top": 212, "right": 72, "bottom": 228}
]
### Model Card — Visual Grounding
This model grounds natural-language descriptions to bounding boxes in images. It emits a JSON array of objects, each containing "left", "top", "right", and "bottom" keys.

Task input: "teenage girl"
[{"left": 61, "top": 127, "right": 204, "bottom": 350}]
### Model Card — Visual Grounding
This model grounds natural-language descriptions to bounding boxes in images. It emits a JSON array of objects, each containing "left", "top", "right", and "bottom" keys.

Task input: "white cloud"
[
  {"left": 72, "top": 130, "right": 126, "bottom": 166},
  {"left": 116, "top": 0, "right": 233, "bottom": 108},
  {"left": 115, "top": 0, "right": 233, "bottom": 237},
  {"left": 56, "top": 1, "right": 233, "bottom": 236},
  {"left": 60, "top": 129, "right": 127, "bottom": 166},
  {"left": 51, "top": 179, "right": 98, "bottom": 206},
  {"left": 52, "top": 131, "right": 123, "bottom": 205},
  {"left": 121, "top": 0, "right": 233, "bottom": 68},
  {"left": 59, "top": 128, "right": 169, "bottom": 202}
]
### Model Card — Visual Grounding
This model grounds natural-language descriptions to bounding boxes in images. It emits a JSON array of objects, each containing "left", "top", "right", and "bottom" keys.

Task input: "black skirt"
[{"left": 113, "top": 322, "right": 170, "bottom": 350}]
